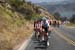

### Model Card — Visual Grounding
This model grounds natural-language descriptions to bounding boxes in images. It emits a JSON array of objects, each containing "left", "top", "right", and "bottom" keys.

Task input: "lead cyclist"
[{"left": 42, "top": 17, "right": 50, "bottom": 47}]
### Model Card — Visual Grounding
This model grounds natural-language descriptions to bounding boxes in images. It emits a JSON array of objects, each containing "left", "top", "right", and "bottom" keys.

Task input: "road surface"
[{"left": 25, "top": 25, "right": 75, "bottom": 50}]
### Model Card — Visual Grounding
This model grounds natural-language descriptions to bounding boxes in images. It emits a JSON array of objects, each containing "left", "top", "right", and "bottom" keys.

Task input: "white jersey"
[{"left": 46, "top": 20, "right": 49, "bottom": 27}]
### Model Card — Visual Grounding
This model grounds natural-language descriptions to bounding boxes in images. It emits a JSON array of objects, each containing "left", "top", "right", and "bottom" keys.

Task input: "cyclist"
[
  {"left": 34, "top": 19, "right": 43, "bottom": 40},
  {"left": 42, "top": 17, "right": 50, "bottom": 46},
  {"left": 34, "top": 19, "right": 37, "bottom": 38}
]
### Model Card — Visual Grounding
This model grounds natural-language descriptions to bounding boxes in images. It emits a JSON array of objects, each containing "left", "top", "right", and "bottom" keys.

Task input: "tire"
[
  {"left": 44, "top": 36, "right": 49, "bottom": 48},
  {"left": 44, "top": 40, "right": 47, "bottom": 48}
]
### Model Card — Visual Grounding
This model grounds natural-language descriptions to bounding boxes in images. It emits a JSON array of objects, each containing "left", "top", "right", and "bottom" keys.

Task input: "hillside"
[
  {"left": 0, "top": 1, "right": 40, "bottom": 50},
  {"left": 0, "top": 4, "right": 33, "bottom": 50}
]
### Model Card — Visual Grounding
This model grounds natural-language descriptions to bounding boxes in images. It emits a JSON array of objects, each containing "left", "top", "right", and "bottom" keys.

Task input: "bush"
[{"left": 9, "top": 0, "right": 24, "bottom": 7}]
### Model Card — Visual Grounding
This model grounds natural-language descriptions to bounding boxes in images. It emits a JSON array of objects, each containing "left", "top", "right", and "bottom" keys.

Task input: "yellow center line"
[{"left": 54, "top": 28, "right": 75, "bottom": 46}]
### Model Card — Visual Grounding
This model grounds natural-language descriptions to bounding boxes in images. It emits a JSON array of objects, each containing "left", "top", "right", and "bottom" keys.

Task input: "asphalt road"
[
  {"left": 25, "top": 25, "right": 75, "bottom": 50},
  {"left": 58, "top": 25, "right": 75, "bottom": 41}
]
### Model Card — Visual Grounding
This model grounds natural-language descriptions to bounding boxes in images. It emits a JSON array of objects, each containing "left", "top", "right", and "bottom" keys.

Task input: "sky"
[{"left": 26, "top": 0, "right": 68, "bottom": 3}]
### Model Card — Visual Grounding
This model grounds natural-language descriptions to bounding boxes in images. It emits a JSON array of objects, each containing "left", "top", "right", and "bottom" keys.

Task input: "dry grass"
[
  {"left": 66, "top": 23, "right": 75, "bottom": 27},
  {"left": 0, "top": 22, "right": 33, "bottom": 50},
  {"left": 0, "top": 5, "right": 33, "bottom": 50}
]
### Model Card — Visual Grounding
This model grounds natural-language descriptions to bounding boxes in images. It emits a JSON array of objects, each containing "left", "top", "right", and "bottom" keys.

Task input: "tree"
[
  {"left": 60, "top": 17, "right": 67, "bottom": 22},
  {"left": 27, "top": 1, "right": 32, "bottom": 5},
  {"left": 70, "top": 14, "right": 75, "bottom": 23},
  {"left": 53, "top": 12, "right": 61, "bottom": 20}
]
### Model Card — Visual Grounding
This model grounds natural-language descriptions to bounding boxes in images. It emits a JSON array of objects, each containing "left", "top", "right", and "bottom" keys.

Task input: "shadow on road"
[
  {"left": 34, "top": 45, "right": 48, "bottom": 50},
  {"left": 30, "top": 34, "right": 48, "bottom": 50}
]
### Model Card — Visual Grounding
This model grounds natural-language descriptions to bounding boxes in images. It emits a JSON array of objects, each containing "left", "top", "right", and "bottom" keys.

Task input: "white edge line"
[{"left": 17, "top": 33, "right": 34, "bottom": 50}]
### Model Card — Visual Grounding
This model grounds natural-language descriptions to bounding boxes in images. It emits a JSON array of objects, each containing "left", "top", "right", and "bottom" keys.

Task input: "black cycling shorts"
[{"left": 42, "top": 26, "right": 49, "bottom": 33}]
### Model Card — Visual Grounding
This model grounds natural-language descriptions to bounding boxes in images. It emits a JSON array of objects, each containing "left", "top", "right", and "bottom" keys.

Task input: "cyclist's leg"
[
  {"left": 45, "top": 27, "right": 49, "bottom": 47},
  {"left": 48, "top": 29, "right": 51, "bottom": 38},
  {"left": 34, "top": 28, "right": 36, "bottom": 37}
]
